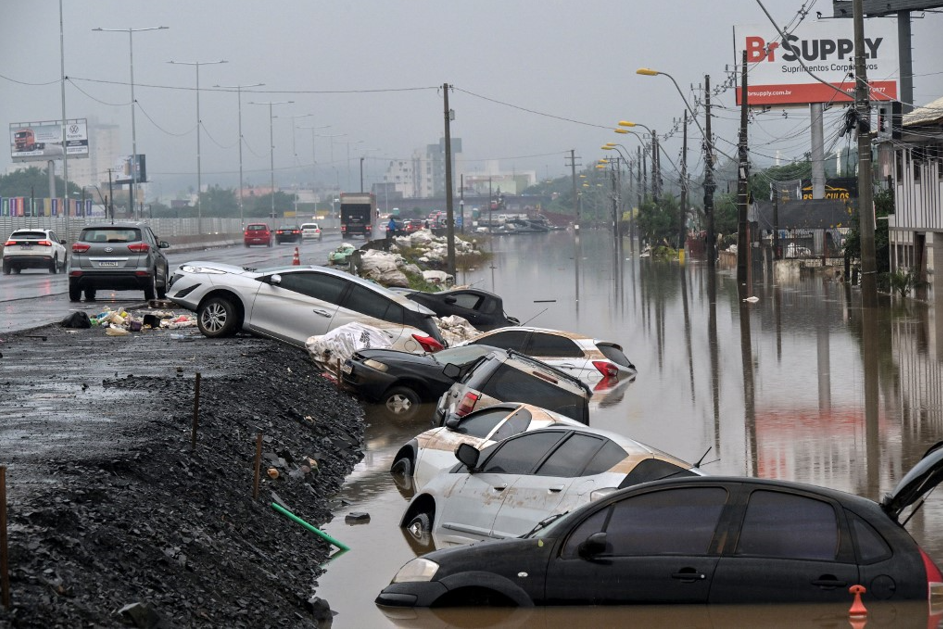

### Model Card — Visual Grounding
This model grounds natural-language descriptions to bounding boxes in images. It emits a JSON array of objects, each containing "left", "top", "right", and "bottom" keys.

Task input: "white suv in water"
[{"left": 3, "top": 228, "right": 68, "bottom": 274}]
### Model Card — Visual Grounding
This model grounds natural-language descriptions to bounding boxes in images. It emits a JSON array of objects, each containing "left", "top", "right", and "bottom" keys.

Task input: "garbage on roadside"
[
  {"left": 436, "top": 315, "right": 478, "bottom": 346},
  {"left": 305, "top": 322, "right": 394, "bottom": 369},
  {"left": 358, "top": 250, "right": 410, "bottom": 287},
  {"left": 68, "top": 306, "right": 198, "bottom": 338}
]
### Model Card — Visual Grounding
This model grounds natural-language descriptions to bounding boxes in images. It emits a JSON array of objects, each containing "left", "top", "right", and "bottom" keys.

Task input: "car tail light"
[
  {"left": 36, "top": 240, "right": 52, "bottom": 247},
  {"left": 341, "top": 225, "right": 347, "bottom": 233},
  {"left": 3, "top": 240, "right": 13, "bottom": 247},
  {"left": 127, "top": 242, "right": 150, "bottom": 253},
  {"left": 413, "top": 334, "right": 444, "bottom": 353},
  {"left": 593, "top": 360, "right": 620, "bottom": 379},
  {"left": 921, "top": 548, "right": 943, "bottom": 605},
  {"left": 455, "top": 392, "right": 479, "bottom": 417},
  {"left": 72, "top": 243, "right": 90, "bottom": 253}
]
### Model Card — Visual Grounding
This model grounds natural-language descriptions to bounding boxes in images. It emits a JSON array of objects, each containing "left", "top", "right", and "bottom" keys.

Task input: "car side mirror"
[
  {"left": 442, "top": 363, "right": 461, "bottom": 379},
  {"left": 578, "top": 531, "right": 608, "bottom": 558},
  {"left": 455, "top": 443, "right": 479, "bottom": 471},
  {"left": 59, "top": 239, "right": 67, "bottom": 245},
  {"left": 444, "top": 296, "right": 457, "bottom": 305},
  {"left": 445, "top": 415, "right": 461, "bottom": 429},
  {"left": 270, "top": 274, "right": 282, "bottom": 286},
  {"left": 159, "top": 241, "right": 170, "bottom": 249}
]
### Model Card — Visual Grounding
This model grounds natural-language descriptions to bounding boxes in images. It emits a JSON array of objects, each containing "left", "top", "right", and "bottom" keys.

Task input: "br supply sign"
[{"left": 734, "top": 21, "right": 898, "bottom": 106}]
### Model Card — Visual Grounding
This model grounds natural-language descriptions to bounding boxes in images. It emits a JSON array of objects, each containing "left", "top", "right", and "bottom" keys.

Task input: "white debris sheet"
[
  {"left": 436, "top": 315, "right": 478, "bottom": 346},
  {"left": 306, "top": 322, "right": 394, "bottom": 368}
]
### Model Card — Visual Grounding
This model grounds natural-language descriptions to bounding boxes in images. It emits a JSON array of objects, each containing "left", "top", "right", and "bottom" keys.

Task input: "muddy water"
[{"left": 316, "top": 229, "right": 943, "bottom": 628}]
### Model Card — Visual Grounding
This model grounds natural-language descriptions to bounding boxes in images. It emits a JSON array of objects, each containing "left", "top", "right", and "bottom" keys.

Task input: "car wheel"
[
  {"left": 405, "top": 512, "right": 433, "bottom": 549},
  {"left": 198, "top": 296, "right": 238, "bottom": 338},
  {"left": 68, "top": 280, "right": 81, "bottom": 302},
  {"left": 390, "top": 455, "right": 413, "bottom": 477},
  {"left": 244, "top": 242, "right": 249, "bottom": 248},
  {"left": 143, "top": 273, "right": 157, "bottom": 301},
  {"left": 84, "top": 288, "right": 96, "bottom": 301},
  {"left": 49, "top": 255, "right": 58, "bottom": 274},
  {"left": 156, "top": 276, "right": 167, "bottom": 300},
  {"left": 2, "top": 261, "right": 10, "bottom": 275},
  {"left": 382, "top": 386, "right": 422, "bottom": 420}
]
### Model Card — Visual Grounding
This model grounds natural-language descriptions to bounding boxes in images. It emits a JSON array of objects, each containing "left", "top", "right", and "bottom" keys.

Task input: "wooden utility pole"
[
  {"left": 679, "top": 110, "right": 688, "bottom": 250},
  {"left": 704, "top": 74, "right": 716, "bottom": 269},
  {"left": 736, "top": 50, "right": 750, "bottom": 289},
  {"left": 567, "top": 149, "right": 579, "bottom": 228},
  {"left": 853, "top": 0, "right": 877, "bottom": 307},
  {"left": 443, "top": 82, "right": 456, "bottom": 277}
]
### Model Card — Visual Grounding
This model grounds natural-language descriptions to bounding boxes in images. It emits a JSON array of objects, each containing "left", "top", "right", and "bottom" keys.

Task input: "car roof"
[
  {"left": 79, "top": 222, "right": 147, "bottom": 230},
  {"left": 473, "top": 325, "right": 603, "bottom": 343},
  {"left": 494, "top": 349, "right": 592, "bottom": 395},
  {"left": 518, "top": 425, "right": 684, "bottom": 459},
  {"left": 468, "top": 402, "right": 585, "bottom": 427}
]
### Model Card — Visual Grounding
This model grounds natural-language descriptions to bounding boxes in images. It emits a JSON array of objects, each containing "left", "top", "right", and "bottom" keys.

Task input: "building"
[{"left": 380, "top": 138, "right": 464, "bottom": 199}]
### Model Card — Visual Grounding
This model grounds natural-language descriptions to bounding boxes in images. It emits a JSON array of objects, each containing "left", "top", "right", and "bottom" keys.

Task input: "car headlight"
[
  {"left": 363, "top": 359, "right": 389, "bottom": 372},
  {"left": 391, "top": 557, "right": 439, "bottom": 583},
  {"left": 179, "top": 265, "right": 227, "bottom": 275}
]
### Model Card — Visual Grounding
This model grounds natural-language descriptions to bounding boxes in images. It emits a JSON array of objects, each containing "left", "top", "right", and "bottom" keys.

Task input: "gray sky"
[{"left": 3, "top": 1, "right": 942, "bottom": 197}]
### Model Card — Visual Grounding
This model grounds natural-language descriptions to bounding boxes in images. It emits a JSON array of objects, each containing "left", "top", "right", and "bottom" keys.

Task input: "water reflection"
[{"left": 316, "top": 229, "right": 943, "bottom": 628}]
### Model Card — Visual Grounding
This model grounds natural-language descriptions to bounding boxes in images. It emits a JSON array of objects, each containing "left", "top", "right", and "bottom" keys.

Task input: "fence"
[{"left": 0, "top": 216, "right": 245, "bottom": 249}]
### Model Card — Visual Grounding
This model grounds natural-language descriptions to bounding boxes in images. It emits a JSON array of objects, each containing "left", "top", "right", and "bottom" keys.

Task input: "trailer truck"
[{"left": 339, "top": 192, "right": 376, "bottom": 240}]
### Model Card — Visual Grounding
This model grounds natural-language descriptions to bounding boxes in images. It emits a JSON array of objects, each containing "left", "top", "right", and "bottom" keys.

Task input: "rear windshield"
[
  {"left": 247, "top": 225, "right": 268, "bottom": 231},
  {"left": 474, "top": 362, "right": 587, "bottom": 423},
  {"left": 79, "top": 228, "right": 141, "bottom": 243},
  {"left": 10, "top": 231, "right": 47, "bottom": 240},
  {"left": 598, "top": 343, "right": 633, "bottom": 368},
  {"left": 301, "top": 224, "right": 318, "bottom": 229}
]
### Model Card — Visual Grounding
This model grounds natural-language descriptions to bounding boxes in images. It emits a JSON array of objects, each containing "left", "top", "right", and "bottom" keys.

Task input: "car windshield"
[
  {"left": 10, "top": 231, "right": 48, "bottom": 240},
  {"left": 432, "top": 345, "right": 494, "bottom": 365},
  {"left": 80, "top": 228, "right": 140, "bottom": 243}
]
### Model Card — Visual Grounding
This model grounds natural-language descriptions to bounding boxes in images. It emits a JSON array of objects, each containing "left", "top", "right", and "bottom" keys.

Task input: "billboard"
[
  {"left": 113, "top": 154, "right": 147, "bottom": 185},
  {"left": 10, "top": 119, "right": 88, "bottom": 162},
  {"left": 734, "top": 21, "right": 898, "bottom": 106}
]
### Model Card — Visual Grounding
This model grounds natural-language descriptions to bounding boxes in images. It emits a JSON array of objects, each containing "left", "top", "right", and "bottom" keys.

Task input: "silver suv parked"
[
  {"left": 67, "top": 223, "right": 170, "bottom": 302},
  {"left": 434, "top": 349, "right": 592, "bottom": 425}
]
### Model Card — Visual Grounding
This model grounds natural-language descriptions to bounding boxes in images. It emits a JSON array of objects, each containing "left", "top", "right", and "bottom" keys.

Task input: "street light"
[
  {"left": 249, "top": 100, "right": 294, "bottom": 219},
  {"left": 346, "top": 140, "right": 363, "bottom": 190},
  {"left": 359, "top": 148, "right": 379, "bottom": 193},
  {"left": 214, "top": 82, "right": 264, "bottom": 227},
  {"left": 93, "top": 25, "right": 168, "bottom": 218},
  {"left": 168, "top": 58, "right": 227, "bottom": 234},
  {"left": 635, "top": 68, "right": 706, "bottom": 136}
]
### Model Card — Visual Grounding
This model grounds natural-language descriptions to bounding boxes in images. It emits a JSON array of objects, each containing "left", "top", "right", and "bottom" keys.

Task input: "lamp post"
[
  {"left": 298, "top": 124, "right": 331, "bottom": 191},
  {"left": 168, "top": 58, "right": 227, "bottom": 234},
  {"left": 249, "top": 100, "right": 294, "bottom": 219},
  {"left": 214, "top": 82, "right": 264, "bottom": 227},
  {"left": 636, "top": 68, "right": 705, "bottom": 137},
  {"left": 346, "top": 140, "right": 363, "bottom": 190},
  {"left": 93, "top": 25, "right": 168, "bottom": 220},
  {"left": 618, "top": 121, "right": 660, "bottom": 200},
  {"left": 359, "top": 148, "right": 379, "bottom": 193}
]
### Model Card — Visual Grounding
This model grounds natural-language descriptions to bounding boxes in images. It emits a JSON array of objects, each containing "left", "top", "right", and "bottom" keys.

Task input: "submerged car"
[
  {"left": 391, "top": 402, "right": 585, "bottom": 491},
  {"left": 434, "top": 349, "right": 592, "bottom": 426},
  {"left": 329, "top": 243, "right": 357, "bottom": 266},
  {"left": 401, "top": 287, "right": 520, "bottom": 331},
  {"left": 380, "top": 444, "right": 943, "bottom": 607},
  {"left": 342, "top": 344, "right": 497, "bottom": 421},
  {"left": 462, "top": 326, "right": 635, "bottom": 388},
  {"left": 67, "top": 223, "right": 170, "bottom": 302},
  {"left": 3, "top": 228, "right": 68, "bottom": 274},
  {"left": 167, "top": 262, "right": 445, "bottom": 353},
  {"left": 398, "top": 424, "right": 701, "bottom": 550}
]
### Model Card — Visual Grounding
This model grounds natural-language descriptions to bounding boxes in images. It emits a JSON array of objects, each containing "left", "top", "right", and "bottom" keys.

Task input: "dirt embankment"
[{"left": 0, "top": 322, "right": 364, "bottom": 628}]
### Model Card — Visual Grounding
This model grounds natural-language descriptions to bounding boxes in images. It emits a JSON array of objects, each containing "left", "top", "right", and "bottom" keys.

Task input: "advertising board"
[
  {"left": 734, "top": 21, "right": 898, "bottom": 106},
  {"left": 9, "top": 119, "right": 88, "bottom": 162},
  {"left": 113, "top": 154, "right": 147, "bottom": 185}
]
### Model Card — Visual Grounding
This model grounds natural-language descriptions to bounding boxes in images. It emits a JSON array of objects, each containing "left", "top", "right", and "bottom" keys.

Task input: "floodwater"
[{"left": 316, "top": 229, "right": 943, "bottom": 628}]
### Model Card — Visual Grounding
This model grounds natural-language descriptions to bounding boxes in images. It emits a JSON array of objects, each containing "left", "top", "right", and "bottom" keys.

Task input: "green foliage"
[
  {"left": 844, "top": 187, "right": 892, "bottom": 274},
  {"left": 711, "top": 192, "right": 740, "bottom": 237},
  {"left": 198, "top": 185, "right": 238, "bottom": 217},
  {"left": 636, "top": 194, "right": 680, "bottom": 246},
  {"left": 885, "top": 267, "right": 926, "bottom": 299},
  {"left": 0, "top": 166, "right": 83, "bottom": 199},
  {"left": 244, "top": 191, "right": 297, "bottom": 218}
]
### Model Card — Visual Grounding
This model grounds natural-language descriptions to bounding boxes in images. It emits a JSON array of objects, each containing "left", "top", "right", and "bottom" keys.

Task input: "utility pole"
[
  {"left": 704, "top": 74, "right": 716, "bottom": 270},
  {"left": 679, "top": 110, "right": 688, "bottom": 251},
  {"left": 566, "top": 149, "right": 579, "bottom": 228},
  {"left": 443, "top": 82, "right": 456, "bottom": 278},
  {"left": 651, "top": 131, "right": 660, "bottom": 201},
  {"left": 854, "top": 0, "right": 877, "bottom": 307},
  {"left": 107, "top": 168, "right": 115, "bottom": 224},
  {"left": 736, "top": 50, "right": 751, "bottom": 290}
]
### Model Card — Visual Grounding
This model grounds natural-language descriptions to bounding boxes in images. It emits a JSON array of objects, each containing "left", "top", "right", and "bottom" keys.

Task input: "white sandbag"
[
  {"left": 436, "top": 315, "right": 479, "bottom": 346},
  {"left": 358, "top": 250, "right": 410, "bottom": 287},
  {"left": 422, "top": 270, "right": 453, "bottom": 286},
  {"left": 306, "top": 322, "right": 394, "bottom": 368}
]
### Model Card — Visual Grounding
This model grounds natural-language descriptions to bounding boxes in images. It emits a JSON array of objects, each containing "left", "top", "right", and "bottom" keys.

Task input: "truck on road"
[{"left": 339, "top": 192, "right": 376, "bottom": 240}]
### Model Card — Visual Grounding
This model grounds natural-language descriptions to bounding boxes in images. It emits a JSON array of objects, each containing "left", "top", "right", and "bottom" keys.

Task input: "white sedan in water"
[{"left": 167, "top": 262, "right": 445, "bottom": 353}]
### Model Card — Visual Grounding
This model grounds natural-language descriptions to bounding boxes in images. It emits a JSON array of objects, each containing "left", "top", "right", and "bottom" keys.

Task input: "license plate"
[
  {"left": 98, "top": 261, "right": 119, "bottom": 267},
  {"left": 341, "top": 362, "right": 353, "bottom": 374}
]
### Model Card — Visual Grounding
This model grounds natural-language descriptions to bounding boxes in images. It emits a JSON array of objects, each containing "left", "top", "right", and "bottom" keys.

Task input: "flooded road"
[{"left": 317, "top": 229, "right": 943, "bottom": 627}]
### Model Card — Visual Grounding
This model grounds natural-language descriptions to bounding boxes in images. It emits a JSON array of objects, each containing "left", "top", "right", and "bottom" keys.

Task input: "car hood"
[
  {"left": 179, "top": 261, "right": 263, "bottom": 278},
  {"left": 354, "top": 348, "right": 436, "bottom": 366},
  {"left": 882, "top": 441, "right": 943, "bottom": 520}
]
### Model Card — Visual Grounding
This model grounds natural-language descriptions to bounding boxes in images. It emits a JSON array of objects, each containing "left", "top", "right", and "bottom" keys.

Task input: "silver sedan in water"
[{"left": 167, "top": 261, "right": 445, "bottom": 353}]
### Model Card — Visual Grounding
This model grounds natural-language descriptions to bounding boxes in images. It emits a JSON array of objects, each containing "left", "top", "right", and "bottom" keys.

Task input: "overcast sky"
[{"left": 4, "top": 1, "right": 943, "bottom": 196}]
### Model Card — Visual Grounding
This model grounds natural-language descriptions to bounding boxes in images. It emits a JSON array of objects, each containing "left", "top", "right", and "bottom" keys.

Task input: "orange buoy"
[
  {"left": 848, "top": 584, "right": 867, "bottom": 618},
  {"left": 292, "top": 247, "right": 300, "bottom": 265}
]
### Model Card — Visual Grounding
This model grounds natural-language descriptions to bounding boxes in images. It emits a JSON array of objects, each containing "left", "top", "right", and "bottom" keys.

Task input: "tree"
[
  {"left": 844, "top": 186, "right": 891, "bottom": 275},
  {"left": 637, "top": 195, "right": 680, "bottom": 246},
  {"left": 244, "top": 191, "right": 296, "bottom": 218},
  {"left": 0, "top": 166, "right": 82, "bottom": 199},
  {"left": 198, "top": 185, "right": 238, "bottom": 218}
]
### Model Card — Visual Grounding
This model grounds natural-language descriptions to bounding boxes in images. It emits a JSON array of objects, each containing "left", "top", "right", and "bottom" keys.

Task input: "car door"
[
  {"left": 490, "top": 432, "right": 606, "bottom": 539},
  {"left": 543, "top": 485, "right": 729, "bottom": 604},
  {"left": 442, "top": 291, "right": 486, "bottom": 328},
  {"left": 247, "top": 270, "right": 348, "bottom": 344},
  {"left": 524, "top": 332, "right": 590, "bottom": 383},
  {"left": 709, "top": 488, "right": 860, "bottom": 604},
  {"left": 435, "top": 431, "right": 567, "bottom": 543},
  {"left": 333, "top": 283, "right": 404, "bottom": 344}
]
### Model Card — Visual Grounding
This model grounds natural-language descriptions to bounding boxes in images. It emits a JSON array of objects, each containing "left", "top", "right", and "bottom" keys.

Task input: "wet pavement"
[{"left": 316, "top": 229, "right": 943, "bottom": 627}]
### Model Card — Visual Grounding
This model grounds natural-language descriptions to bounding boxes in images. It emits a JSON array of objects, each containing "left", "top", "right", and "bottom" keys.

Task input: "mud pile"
[{"left": 0, "top": 323, "right": 364, "bottom": 628}]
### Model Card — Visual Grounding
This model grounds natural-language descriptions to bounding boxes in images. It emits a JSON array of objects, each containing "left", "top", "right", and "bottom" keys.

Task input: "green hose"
[{"left": 271, "top": 502, "right": 351, "bottom": 551}]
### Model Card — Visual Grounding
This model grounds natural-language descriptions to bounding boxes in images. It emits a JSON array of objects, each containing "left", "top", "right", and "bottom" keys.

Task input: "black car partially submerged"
[
  {"left": 342, "top": 344, "right": 498, "bottom": 420},
  {"left": 402, "top": 288, "right": 520, "bottom": 331},
  {"left": 377, "top": 443, "right": 943, "bottom": 608}
]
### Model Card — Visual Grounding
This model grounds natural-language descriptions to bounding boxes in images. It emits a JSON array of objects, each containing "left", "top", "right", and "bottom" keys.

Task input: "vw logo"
[{"left": 104, "top": 247, "right": 114, "bottom": 253}]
